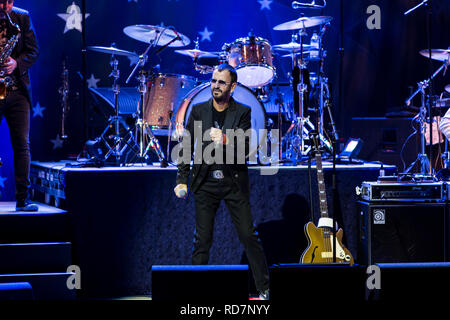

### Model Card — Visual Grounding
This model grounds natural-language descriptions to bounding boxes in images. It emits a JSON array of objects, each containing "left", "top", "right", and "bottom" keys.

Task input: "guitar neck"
[{"left": 315, "top": 152, "right": 329, "bottom": 219}]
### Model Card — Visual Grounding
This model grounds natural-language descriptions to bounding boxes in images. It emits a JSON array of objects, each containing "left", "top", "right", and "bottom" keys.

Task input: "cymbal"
[
  {"left": 273, "top": 42, "right": 312, "bottom": 52},
  {"left": 123, "top": 25, "right": 190, "bottom": 47},
  {"left": 87, "top": 46, "right": 138, "bottom": 57},
  {"left": 446, "top": 84, "right": 450, "bottom": 93},
  {"left": 419, "top": 49, "right": 450, "bottom": 62},
  {"left": 273, "top": 16, "right": 333, "bottom": 31},
  {"left": 175, "top": 48, "right": 218, "bottom": 59},
  {"left": 281, "top": 52, "right": 321, "bottom": 61}
]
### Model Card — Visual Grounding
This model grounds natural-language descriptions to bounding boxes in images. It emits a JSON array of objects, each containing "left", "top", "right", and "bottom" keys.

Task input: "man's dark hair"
[{"left": 214, "top": 64, "right": 238, "bottom": 84}]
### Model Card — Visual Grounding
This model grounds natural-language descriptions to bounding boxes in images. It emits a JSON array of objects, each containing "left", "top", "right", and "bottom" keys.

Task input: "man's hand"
[
  {"left": 0, "top": 57, "right": 17, "bottom": 75},
  {"left": 210, "top": 127, "right": 229, "bottom": 145},
  {"left": 174, "top": 183, "right": 188, "bottom": 199}
]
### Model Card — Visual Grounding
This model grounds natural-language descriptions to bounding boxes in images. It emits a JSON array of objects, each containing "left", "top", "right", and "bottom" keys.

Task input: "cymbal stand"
[
  {"left": 284, "top": 26, "right": 310, "bottom": 162},
  {"left": 58, "top": 58, "right": 69, "bottom": 140},
  {"left": 96, "top": 53, "right": 135, "bottom": 164},
  {"left": 404, "top": 58, "right": 449, "bottom": 175},
  {"left": 297, "top": 26, "right": 309, "bottom": 157},
  {"left": 125, "top": 44, "right": 167, "bottom": 166},
  {"left": 317, "top": 23, "right": 332, "bottom": 154}
]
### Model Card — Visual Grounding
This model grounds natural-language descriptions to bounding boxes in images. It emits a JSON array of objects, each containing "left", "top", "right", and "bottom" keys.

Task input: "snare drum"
[
  {"left": 176, "top": 82, "right": 267, "bottom": 162},
  {"left": 144, "top": 73, "right": 197, "bottom": 128},
  {"left": 226, "top": 37, "right": 275, "bottom": 88}
]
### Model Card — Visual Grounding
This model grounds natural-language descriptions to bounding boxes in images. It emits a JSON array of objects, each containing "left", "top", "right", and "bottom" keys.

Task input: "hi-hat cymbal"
[
  {"left": 175, "top": 48, "right": 218, "bottom": 59},
  {"left": 419, "top": 49, "right": 450, "bottom": 61},
  {"left": 273, "top": 42, "right": 312, "bottom": 52},
  {"left": 281, "top": 51, "right": 322, "bottom": 61},
  {"left": 87, "top": 46, "right": 138, "bottom": 57},
  {"left": 273, "top": 16, "right": 333, "bottom": 31},
  {"left": 123, "top": 25, "right": 190, "bottom": 47},
  {"left": 446, "top": 84, "right": 450, "bottom": 93}
]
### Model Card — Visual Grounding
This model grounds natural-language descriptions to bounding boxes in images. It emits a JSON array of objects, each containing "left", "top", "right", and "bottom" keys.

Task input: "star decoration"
[
  {"left": 57, "top": 2, "right": 90, "bottom": 34},
  {"left": 87, "top": 74, "right": 100, "bottom": 88},
  {"left": 199, "top": 27, "right": 214, "bottom": 42},
  {"left": 32, "top": 102, "right": 46, "bottom": 118},
  {"left": 50, "top": 135, "right": 64, "bottom": 150},
  {"left": 0, "top": 176, "right": 6, "bottom": 188},
  {"left": 258, "top": 0, "right": 273, "bottom": 10}
]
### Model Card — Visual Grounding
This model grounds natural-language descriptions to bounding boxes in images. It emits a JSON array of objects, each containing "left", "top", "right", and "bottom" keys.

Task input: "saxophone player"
[{"left": 0, "top": 0, "right": 39, "bottom": 211}]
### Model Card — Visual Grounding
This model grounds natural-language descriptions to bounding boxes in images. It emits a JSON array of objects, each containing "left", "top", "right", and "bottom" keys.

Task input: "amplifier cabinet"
[
  {"left": 359, "top": 181, "right": 445, "bottom": 202},
  {"left": 358, "top": 201, "right": 448, "bottom": 265}
]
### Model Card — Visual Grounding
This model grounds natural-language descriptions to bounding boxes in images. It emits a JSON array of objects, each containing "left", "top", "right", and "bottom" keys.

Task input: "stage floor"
[{"left": 29, "top": 160, "right": 395, "bottom": 298}]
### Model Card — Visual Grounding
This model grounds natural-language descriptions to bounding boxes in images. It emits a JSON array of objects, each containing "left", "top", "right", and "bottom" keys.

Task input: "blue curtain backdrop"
[{"left": 0, "top": 0, "right": 449, "bottom": 200}]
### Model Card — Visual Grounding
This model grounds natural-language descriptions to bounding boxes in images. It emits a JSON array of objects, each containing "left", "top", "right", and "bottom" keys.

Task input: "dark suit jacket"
[
  {"left": 8, "top": 6, "right": 40, "bottom": 104},
  {"left": 176, "top": 97, "right": 252, "bottom": 194}
]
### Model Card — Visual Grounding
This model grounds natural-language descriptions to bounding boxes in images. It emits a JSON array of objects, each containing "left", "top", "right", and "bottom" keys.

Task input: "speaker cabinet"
[
  {"left": 151, "top": 265, "right": 249, "bottom": 302},
  {"left": 270, "top": 264, "right": 366, "bottom": 307},
  {"left": 370, "top": 263, "right": 450, "bottom": 303},
  {"left": 358, "top": 201, "right": 448, "bottom": 265},
  {"left": 351, "top": 117, "right": 419, "bottom": 171}
]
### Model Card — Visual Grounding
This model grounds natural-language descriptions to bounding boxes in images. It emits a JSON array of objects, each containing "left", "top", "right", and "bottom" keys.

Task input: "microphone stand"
[
  {"left": 81, "top": 0, "right": 88, "bottom": 157},
  {"left": 404, "top": 0, "right": 435, "bottom": 176}
]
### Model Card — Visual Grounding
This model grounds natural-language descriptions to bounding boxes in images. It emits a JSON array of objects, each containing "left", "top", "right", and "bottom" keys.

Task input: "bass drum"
[{"left": 176, "top": 82, "right": 266, "bottom": 163}]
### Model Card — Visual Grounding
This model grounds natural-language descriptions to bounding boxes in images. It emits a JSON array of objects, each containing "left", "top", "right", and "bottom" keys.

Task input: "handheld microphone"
[
  {"left": 178, "top": 189, "right": 187, "bottom": 198},
  {"left": 213, "top": 121, "right": 221, "bottom": 147}
]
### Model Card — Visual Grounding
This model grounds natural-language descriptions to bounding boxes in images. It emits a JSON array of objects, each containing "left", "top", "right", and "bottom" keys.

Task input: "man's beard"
[{"left": 212, "top": 89, "right": 229, "bottom": 104}]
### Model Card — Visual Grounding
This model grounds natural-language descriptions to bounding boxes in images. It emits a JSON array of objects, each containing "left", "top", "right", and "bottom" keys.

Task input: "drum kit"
[
  {"left": 404, "top": 48, "right": 450, "bottom": 174},
  {"left": 85, "top": 13, "right": 337, "bottom": 166}
]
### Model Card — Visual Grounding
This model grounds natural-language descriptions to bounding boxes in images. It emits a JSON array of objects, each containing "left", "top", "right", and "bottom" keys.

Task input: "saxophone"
[{"left": 0, "top": 10, "right": 21, "bottom": 100}]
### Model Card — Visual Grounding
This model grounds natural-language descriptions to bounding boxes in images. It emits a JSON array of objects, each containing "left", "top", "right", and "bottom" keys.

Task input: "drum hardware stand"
[
  {"left": 317, "top": 22, "right": 332, "bottom": 154},
  {"left": 58, "top": 58, "right": 69, "bottom": 140},
  {"left": 192, "top": 37, "right": 214, "bottom": 74},
  {"left": 167, "top": 110, "right": 173, "bottom": 163},
  {"left": 404, "top": 58, "right": 449, "bottom": 175},
  {"left": 125, "top": 42, "right": 168, "bottom": 167},
  {"left": 283, "top": 24, "right": 310, "bottom": 163},
  {"left": 284, "top": 23, "right": 333, "bottom": 162},
  {"left": 95, "top": 52, "right": 135, "bottom": 164}
]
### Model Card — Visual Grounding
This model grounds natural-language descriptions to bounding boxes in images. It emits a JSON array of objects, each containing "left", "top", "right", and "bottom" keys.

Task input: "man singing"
[{"left": 174, "top": 64, "right": 270, "bottom": 300}]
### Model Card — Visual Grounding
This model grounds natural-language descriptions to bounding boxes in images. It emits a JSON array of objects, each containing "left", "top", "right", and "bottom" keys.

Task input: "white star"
[
  {"left": 87, "top": 74, "right": 100, "bottom": 88},
  {"left": 32, "top": 102, "right": 46, "bottom": 118},
  {"left": 0, "top": 176, "right": 6, "bottom": 188},
  {"left": 50, "top": 135, "right": 64, "bottom": 150},
  {"left": 57, "top": 2, "right": 90, "bottom": 34},
  {"left": 258, "top": 0, "right": 273, "bottom": 10},
  {"left": 199, "top": 27, "right": 214, "bottom": 42}
]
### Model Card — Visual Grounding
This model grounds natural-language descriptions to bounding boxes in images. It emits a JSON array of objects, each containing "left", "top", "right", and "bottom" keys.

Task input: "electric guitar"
[{"left": 300, "top": 133, "right": 354, "bottom": 265}]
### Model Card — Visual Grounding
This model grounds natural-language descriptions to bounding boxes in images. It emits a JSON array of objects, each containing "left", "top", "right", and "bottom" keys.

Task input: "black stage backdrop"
[{"left": 0, "top": 0, "right": 449, "bottom": 201}]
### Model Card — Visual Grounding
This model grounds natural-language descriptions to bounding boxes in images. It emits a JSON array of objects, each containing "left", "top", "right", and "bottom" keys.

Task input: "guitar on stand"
[{"left": 300, "top": 132, "right": 354, "bottom": 265}]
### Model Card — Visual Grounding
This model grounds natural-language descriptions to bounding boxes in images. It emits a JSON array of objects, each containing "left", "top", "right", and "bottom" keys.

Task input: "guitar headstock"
[{"left": 309, "top": 131, "right": 322, "bottom": 156}]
